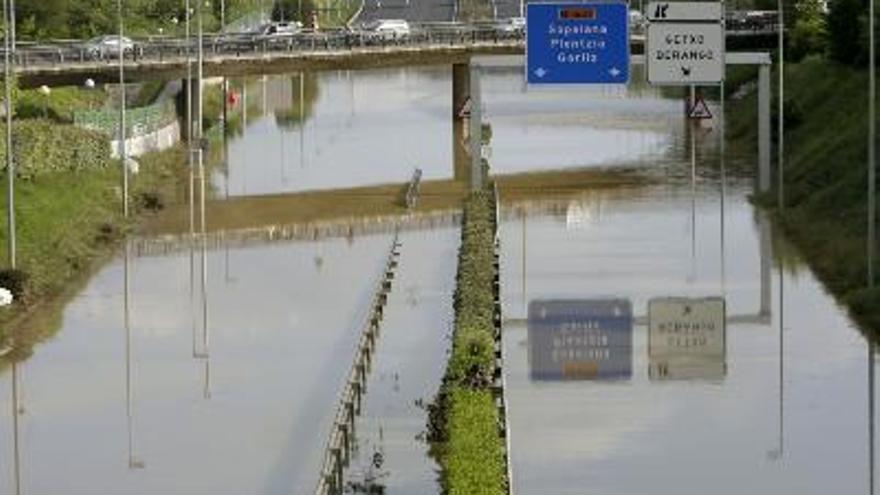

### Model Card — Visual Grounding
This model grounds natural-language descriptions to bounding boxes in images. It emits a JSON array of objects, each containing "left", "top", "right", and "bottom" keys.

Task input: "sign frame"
[{"left": 525, "top": 1, "right": 631, "bottom": 86}]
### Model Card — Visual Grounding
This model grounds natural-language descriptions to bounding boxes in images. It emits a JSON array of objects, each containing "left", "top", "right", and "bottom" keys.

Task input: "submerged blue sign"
[
  {"left": 528, "top": 299, "right": 633, "bottom": 381},
  {"left": 526, "top": 2, "right": 630, "bottom": 84}
]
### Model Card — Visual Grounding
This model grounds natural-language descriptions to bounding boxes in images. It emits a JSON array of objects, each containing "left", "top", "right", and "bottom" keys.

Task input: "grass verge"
[
  {"left": 0, "top": 143, "right": 190, "bottom": 347},
  {"left": 428, "top": 190, "right": 507, "bottom": 495},
  {"left": 727, "top": 55, "right": 880, "bottom": 334}
]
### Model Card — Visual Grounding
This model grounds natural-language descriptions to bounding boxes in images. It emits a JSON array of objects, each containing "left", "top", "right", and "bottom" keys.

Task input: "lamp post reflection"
[
  {"left": 10, "top": 356, "right": 22, "bottom": 494},
  {"left": 123, "top": 240, "right": 145, "bottom": 470}
]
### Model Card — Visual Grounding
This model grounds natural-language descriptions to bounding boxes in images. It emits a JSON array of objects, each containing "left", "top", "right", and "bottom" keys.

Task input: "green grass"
[
  {"left": 0, "top": 142, "right": 189, "bottom": 344},
  {"left": 17, "top": 86, "right": 109, "bottom": 123},
  {"left": 429, "top": 191, "right": 507, "bottom": 495},
  {"left": 728, "top": 55, "right": 880, "bottom": 335}
]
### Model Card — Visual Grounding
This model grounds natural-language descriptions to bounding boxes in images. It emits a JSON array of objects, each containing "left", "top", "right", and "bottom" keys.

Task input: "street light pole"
[
  {"left": 777, "top": 0, "right": 785, "bottom": 213},
  {"left": 869, "top": 0, "right": 877, "bottom": 288},
  {"left": 197, "top": 0, "right": 206, "bottom": 234},
  {"left": 4, "top": 0, "right": 15, "bottom": 269},
  {"left": 118, "top": 0, "right": 129, "bottom": 218},
  {"left": 186, "top": 0, "right": 195, "bottom": 237}
]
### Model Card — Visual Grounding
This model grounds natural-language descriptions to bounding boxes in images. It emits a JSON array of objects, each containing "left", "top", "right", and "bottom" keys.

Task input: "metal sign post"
[{"left": 526, "top": 2, "right": 630, "bottom": 85}]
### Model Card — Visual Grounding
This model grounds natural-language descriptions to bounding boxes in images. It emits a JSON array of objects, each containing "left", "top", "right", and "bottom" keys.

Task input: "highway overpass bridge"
[{"left": 15, "top": 28, "right": 778, "bottom": 88}]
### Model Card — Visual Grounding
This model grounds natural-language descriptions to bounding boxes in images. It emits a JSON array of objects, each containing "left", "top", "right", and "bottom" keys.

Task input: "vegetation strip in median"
[{"left": 429, "top": 190, "right": 507, "bottom": 495}]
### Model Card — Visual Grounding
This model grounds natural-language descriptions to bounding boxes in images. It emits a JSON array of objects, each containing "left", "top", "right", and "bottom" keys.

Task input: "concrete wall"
[{"left": 110, "top": 119, "right": 181, "bottom": 159}]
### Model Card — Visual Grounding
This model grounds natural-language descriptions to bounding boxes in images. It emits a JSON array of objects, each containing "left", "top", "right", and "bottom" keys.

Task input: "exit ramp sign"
[
  {"left": 526, "top": 2, "right": 630, "bottom": 85},
  {"left": 646, "top": 2, "right": 725, "bottom": 85}
]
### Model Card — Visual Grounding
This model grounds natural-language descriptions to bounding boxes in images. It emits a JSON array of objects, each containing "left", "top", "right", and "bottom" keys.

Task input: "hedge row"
[
  {"left": 430, "top": 190, "right": 507, "bottom": 495},
  {"left": 0, "top": 120, "right": 111, "bottom": 178}
]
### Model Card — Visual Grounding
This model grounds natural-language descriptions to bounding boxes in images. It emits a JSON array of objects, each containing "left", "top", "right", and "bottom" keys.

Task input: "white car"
[
  {"left": 364, "top": 19, "right": 410, "bottom": 39},
  {"left": 495, "top": 17, "right": 525, "bottom": 35},
  {"left": 84, "top": 35, "right": 135, "bottom": 58},
  {"left": 255, "top": 21, "right": 302, "bottom": 38}
]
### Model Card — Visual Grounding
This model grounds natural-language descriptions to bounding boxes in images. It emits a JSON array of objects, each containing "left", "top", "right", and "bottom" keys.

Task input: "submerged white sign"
[
  {"left": 647, "top": 22, "right": 724, "bottom": 85},
  {"left": 648, "top": 297, "right": 726, "bottom": 380}
]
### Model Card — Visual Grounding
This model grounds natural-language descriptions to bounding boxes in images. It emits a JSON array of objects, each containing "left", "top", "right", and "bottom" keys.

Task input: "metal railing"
[
  {"left": 8, "top": 21, "right": 780, "bottom": 73},
  {"left": 74, "top": 98, "right": 177, "bottom": 137},
  {"left": 491, "top": 182, "right": 513, "bottom": 495},
  {"left": 315, "top": 231, "right": 402, "bottom": 495}
]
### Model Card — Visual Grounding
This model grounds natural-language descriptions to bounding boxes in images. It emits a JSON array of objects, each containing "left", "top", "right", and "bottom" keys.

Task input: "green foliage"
[
  {"left": 0, "top": 120, "right": 111, "bottom": 178},
  {"left": 429, "top": 190, "right": 507, "bottom": 494},
  {"left": 15, "top": 0, "right": 265, "bottom": 40},
  {"left": 446, "top": 388, "right": 506, "bottom": 495},
  {"left": 273, "top": 0, "right": 317, "bottom": 24},
  {"left": 729, "top": 57, "right": 880, "bottom": 336},
  {"left": 789, "top": 0, "right": 829, "bottom": 62},
  {"left": 17, "top": 87, "right": 108, "bottom": 123},
  {"left": 827, "top": 0, "right": 870, "bottom": 66},
  {"left": 0, "top": 269, "right": 28, "bottom": 301}
]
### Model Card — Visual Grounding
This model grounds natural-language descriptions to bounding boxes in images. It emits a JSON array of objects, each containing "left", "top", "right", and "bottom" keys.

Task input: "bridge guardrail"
[{"left": 6, "top": 22, "right": 779, "bottom": 72}]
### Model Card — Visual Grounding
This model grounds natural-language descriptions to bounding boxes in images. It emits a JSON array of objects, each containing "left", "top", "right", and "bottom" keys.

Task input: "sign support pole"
[
  {"left": 777, "top": 0, "right": 785, "bottom": 214},
  {"left": 869, "top": 0, "right": 876, "bottom": 288},
  {"left": 469, "top": 62, "right": 483, "bottom": 192}
]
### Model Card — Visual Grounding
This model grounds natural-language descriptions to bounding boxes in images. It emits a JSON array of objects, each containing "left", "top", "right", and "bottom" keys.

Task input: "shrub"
[
  {"left": 0, "top": 269, "right": 30, "bottom": 302},
  {"left": 0, "top": 120, "right": 111, "bottom": 178}
]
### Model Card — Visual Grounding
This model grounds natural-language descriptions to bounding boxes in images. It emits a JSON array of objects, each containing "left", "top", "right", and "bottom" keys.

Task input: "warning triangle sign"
[
  {"left": 458, "top": 97, "right": 472, "bottom": 118},
  {"left": 688, "top": 97, "right": 713, "bottom": 120}
]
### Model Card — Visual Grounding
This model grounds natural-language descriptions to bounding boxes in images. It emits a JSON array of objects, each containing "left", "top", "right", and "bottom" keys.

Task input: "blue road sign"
[{"left": 526, "top": 2, "right": 630, "bottom": 85}]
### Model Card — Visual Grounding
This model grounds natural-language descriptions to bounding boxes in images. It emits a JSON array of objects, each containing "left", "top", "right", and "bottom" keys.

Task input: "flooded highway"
[
  {"left": 499, "top": 171, "right": 877, "bottom": 494},
  {"left": 1, "top": 62, "right": 876, "bottom": 494}
]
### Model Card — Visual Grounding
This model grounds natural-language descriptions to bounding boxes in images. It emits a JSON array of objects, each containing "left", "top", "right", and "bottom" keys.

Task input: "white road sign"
[
  {"left": 647, "top": 22, "right": 725, "bottom": 85},
  {"left": 646, "top": 2, "right": 723, "bottom": 21},
  {"left": 648, "top": 297, "right": 726, "bottom": 380}
]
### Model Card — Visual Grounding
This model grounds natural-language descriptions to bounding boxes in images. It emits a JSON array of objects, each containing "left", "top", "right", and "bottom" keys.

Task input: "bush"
[
  {"left": 430, "top": 189, "right": 507, "bottom": 495},
  {"left": 0, "top": 120, "right": 111, "bottom": 178},
  {"left": 0, "top": 269, "right": 30, "bottom": 302}
]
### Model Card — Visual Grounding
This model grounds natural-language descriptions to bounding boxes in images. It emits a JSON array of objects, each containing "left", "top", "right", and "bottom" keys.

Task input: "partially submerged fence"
[{"left": 315, "top": 231, "right": 402, "bottom": 495}]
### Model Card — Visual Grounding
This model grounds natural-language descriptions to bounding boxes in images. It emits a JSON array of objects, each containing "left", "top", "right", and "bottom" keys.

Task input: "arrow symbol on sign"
[
  {"left": 609, "top": 67, "right": 621, "bottom": 78},
  {"left": 534, "top": 67, "right": 548, "bottom": 78}
]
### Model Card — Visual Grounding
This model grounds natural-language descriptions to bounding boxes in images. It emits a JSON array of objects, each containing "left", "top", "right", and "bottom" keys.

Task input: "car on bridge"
[
  {"left": 254, "top": 21, "right": 303, "bottom": 38},
  {"left": 362, "top": 19, "right": 411, "bottom": 40},
  {"left": 494, "top": 17, "right": 525, "bottom": 36},
  {"left": 83, "top": 35, "right": 136, "bottom": 59}
]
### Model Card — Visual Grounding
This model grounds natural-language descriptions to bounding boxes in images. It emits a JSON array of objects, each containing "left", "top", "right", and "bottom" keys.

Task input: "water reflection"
[
  {"left": 647, "top": 297, "right": 726, "bottom": 381},
  {"left": 527, "top": 299, "right": 633, "bottom": 381}
]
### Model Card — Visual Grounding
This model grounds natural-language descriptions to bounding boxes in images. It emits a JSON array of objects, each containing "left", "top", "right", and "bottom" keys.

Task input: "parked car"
[
  {"left": 495, "top": 17, "right": 525, "bottom": 35},
  {"left": 363, "top": 19, "right": 411, "bottom": 39},
  {"left": 254, "top": 21, "right": 303, "bottom": 38},
  {"left": 83, "top": 35, "right": 135, "bottom": 58}
]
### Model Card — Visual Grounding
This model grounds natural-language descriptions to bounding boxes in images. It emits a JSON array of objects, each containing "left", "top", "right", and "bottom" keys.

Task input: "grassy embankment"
[
  {"left": 429, "top": 191, "right": 506, "bottom": 495},
  {"left": 728, "top": 55, "right": 880, "bottom": 332},
  {"left": 0, "top": 83, "right": 205, "bottom": 345}
]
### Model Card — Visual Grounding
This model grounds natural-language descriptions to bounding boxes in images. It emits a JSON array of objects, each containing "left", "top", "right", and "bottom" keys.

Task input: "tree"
[
  {"left": 827, "top": 0, "right": 869, "bottom": 65},
  {"left": 789, "top": 0, "right": 829, "bottom": 61}
]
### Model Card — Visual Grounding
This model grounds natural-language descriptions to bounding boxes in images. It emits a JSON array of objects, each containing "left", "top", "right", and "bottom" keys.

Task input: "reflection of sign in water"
[
  {"left": 528, "top": 299, "right": 633, "bottom": 381},
  {"left": 648, "top": 297, "right": 726, "bottom": 380}
]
